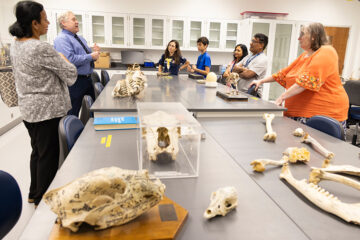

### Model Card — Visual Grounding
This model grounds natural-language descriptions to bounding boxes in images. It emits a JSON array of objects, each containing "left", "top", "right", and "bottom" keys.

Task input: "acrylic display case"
[{"left": 137, "top": 102, "right": 201, "bottom": 179}]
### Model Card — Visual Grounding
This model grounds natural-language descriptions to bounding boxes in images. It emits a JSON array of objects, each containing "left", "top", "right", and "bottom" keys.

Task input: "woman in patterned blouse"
[
  {"left": 9, "top": 1, "right": 77, "bottom": 206},
  {"left": 250, "top": 22, "right": 349, "bottom": 127}
]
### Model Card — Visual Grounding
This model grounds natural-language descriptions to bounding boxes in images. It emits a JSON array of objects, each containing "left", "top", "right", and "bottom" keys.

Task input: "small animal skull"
[{"left": 204, "top": 186, "right": 238, "bottom": 219}]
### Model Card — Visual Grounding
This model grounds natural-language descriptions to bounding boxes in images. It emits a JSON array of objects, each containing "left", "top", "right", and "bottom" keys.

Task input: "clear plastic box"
[{"left": 137, "top": 102, "right": 201, "bottom": 179}]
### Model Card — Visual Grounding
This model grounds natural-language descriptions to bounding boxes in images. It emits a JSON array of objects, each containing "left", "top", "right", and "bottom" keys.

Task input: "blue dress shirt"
[{"left": 54, "top": 29, "right": 93, "bottom": 75}]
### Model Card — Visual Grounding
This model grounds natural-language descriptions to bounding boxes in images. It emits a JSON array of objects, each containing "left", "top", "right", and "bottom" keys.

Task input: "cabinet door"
[
  {"left": 224, "top": 21, "right": 239, "bottom": 49},
  {"left": 170, "top": 18, "right": 185, "bottom": 48},
  {"left": 188, "top": 19, "right": 204, "bottom": 49},
  {"left": 150, "top": 17, "right": 166, "bottom": 49},
  {"left": 110, "top": 15, "right": 127, "bottom": 47},
  {"left": 207, "top": 21, "right": 222, "bottom": 49},
  {"left": 130, "top": 16, "right": 147, "bottom": 47},
  {"left": 90, "top": 15, "right": 106, "bottom": 45}
]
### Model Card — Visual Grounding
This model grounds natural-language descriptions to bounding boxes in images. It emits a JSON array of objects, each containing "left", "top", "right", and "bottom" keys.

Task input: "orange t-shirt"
[{"left": 272, "top": 45, "right": 349, "bottom": 121}]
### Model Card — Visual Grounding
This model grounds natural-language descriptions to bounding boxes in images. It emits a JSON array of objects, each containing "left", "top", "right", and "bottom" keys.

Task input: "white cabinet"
[
  {"left": 206, "top": 20, "right": 223, "bottom": 50},
  {"left": 187, "top": 19, "right": 205, "bottom": 50},
  {"left": 130, "top": 15, "right": 148, "bottom": 48},
  {"left": 89, "top": 14, "right": 107, "bottom": 45},
  {"left": 224, "top": 21, "right": 240, "bottom": 50},
  {"left": 169, "top": 17, "right": 186, "bottom": 48},
  {"left": 149, "top": 16, "right": 167, "bottom": 49},
  {"left": 110, "top": 14, "right": 128, "bottom": 47}
]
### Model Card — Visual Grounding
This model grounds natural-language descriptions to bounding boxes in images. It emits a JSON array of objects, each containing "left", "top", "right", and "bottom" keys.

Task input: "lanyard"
[{"left": 244, "top": 52, "right": 262, "bottom": 68}]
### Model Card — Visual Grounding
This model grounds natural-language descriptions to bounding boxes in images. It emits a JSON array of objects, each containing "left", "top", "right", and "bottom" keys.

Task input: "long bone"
[
  {"left": 309, "top": 168, "right": 360, "bottom": 191},
  {"left": 251, "top": 156, "right": 289, "bottom": 172},
  {"left": 293, "top": 128, "right": 305, "bottom": 137},
  {"left": 283, "top": 147, "right": 310, "bottom": 163},
  {"left": 263, "top": 113, "right": 277, "bottom": 142},
  {"left": 301, "top": 133, "right": 334, "bottom": 160},
  {"left": 280, "top": 163, "right": 360, "bottom": 225}
]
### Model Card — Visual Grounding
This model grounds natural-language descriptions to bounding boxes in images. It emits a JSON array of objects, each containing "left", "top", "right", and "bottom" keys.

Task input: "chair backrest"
[
  {"left": 58, "top": 115, "right": 84, "bottom": 168},
  {"left": 0, "top": 170, "right": 22, "bottom": 239},
  {"left": 343, "top": 80, "right": 360, "bottom": 106},
  {"left": 94, "top": 82, "right": 104, "bottom": 99},
  {"left": 91, "top": 71, "right": 101, "bottom": 84},
  {"left": 306, "top": 115, "right": 345, "bottom": 140},
  {"left": 79, "top": 95, "right": 94, "bottom": 125},
  {"left": 100, "top": 70, "right": 110, "bottom": 86}
]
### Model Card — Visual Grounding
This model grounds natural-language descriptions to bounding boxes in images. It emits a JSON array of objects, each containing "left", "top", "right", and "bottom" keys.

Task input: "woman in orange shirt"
[{"left": 251, "top": 22, "right": 349, "bottom": 129}]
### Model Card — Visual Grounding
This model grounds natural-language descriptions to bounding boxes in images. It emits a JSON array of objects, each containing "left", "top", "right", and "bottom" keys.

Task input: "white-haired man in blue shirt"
[{"left": 54, "top": 11, "right": 100, "bottom": 116}]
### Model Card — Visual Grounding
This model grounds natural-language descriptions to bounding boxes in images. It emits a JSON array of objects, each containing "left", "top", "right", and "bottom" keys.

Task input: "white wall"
[{"left": 1, "top": 0, "right": 360, "bottom": 74}]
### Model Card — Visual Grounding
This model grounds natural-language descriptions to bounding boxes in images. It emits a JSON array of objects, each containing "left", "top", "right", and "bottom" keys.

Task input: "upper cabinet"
[
  {"left": 149, "top": 16, "right": 167, "bottom": 49},
  {"left": 169, "top": 17, "right": 186, "bottom": 48},
  {"left": 129, "top": 15, "right": 148, "bottom": 48},
  {"left": 206, "top": 20, "right": 222, "bottom": 50},
  {"left": 187, "top": 19, "right": 205, "bottom": 50},
  {"left": 224, "top": 21, "right": 240, "bottom": 50},
  {"left": 110, "top": 14, "right": 128, "bottom": 47}
]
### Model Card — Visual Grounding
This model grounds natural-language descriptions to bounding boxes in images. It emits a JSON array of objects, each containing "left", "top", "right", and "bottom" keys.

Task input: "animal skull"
[
  {"left": 263, "top": 113, "right": 277, "bottom": 142},
  {"left": 142, "top": 111, "right": 181, "bottom": 161},
  {"left": 112, "top": 64, "right": 147, "bottom": 97},
  {"left": 204, "top": 187, "right": 238, "bottom": 219},
  {"left": 43, "top": 167, "right": 165, "bottom": 232}
]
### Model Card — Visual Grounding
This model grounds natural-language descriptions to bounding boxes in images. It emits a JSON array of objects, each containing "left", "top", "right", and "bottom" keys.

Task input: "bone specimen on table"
[
  {"left": 225, "top": 72, "right": 240, "bottom": 95},
  {"left": 283, "top": 147, "right": 310, "bottom": 163},
  {"left": 204, "top": 186, "right": 238, "bottom": 219},
  {"left": 251, "top": 156, "right": 289, "bottom": 172},
  {"left": 280, "top": 163, "right": 360, "bottom": 225},
  {"left": 301, "top": 133, "right": 334, "bottom": 160},
  {"left": 317, "top": 164, "right": 360, "bottom": 177},
  {"left": 142, "top": 111, "right": 181, "bottom": 161},
  {"left": 293, "top": 128, "right": 305, "bottom": 137},
  {"left": 263, "top": 113, "right": 277, "bottom": 142},
  {"left": 43, "top": 167, "right": 165, "bottom": 232},
  {"left": 309, "top": 168, "right": 360, "bottom": 191},
  {"left": 112, "top": 64, "right": 147, "bottom": 97}
]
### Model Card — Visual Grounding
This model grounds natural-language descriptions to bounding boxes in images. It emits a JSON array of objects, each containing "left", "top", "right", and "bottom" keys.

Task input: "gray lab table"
[
  {"left": 199, "top": 117, "right": 360, "bottom": 240},
  {"left": 91, "top": 74, "right": 286, "bottom": 118},
  {"left": 20, "top": 119, "right": 307, "bottom": 240}
]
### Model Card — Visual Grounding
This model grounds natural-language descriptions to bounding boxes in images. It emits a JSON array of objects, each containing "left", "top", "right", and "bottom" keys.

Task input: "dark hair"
[
  {"left": 165, "top": 40, "right": 182, "bottom": 65},
  {"left": 197, "top": 36, "right": 209, "bottom": 46},
  {"left": 307, "top": 22, "right": 328, "bottom": 51},
  {"left": 233, "top": 44, "right": 248, "bottom": 62},
  {"left": 9, "top": 1, "right": 44, "bottom": 38},
  {"left": 254, "top": 33, "right": 268, "bottom": 50}
]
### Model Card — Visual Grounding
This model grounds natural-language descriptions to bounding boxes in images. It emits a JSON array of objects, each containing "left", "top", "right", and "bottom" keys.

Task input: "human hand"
[
  {"left": 91, "top": 51, "right": 100, "bottom": 60},
  {"left": 249, "top": 80, "right": 262, "bottom": 91},
  {"left": 93, "top": 43, "right": 100, "bottom": 52},
  {"left": 275, "top": 96, "right": 284, "bottom": 106}
]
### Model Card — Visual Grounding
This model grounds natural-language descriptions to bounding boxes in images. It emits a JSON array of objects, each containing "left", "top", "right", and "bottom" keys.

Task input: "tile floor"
[{"left": 0, "top": 121, "right": 359, "bottom": 240}]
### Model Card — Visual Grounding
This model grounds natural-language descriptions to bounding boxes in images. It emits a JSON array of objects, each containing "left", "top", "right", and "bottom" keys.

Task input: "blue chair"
[
  {"left": 80, "top": 95, "right": 94, "bottom": 125},
  {"left": 343, "top": 80, "right": 360, "bottom": 145},
  {"left": 101, "top": 70, "right": 110, "bottom": 86},
  {"left": 306, "top": 115, "right": 344, "bottom": 140},
  {"left": 94, "top": 82, "right": 104, "bottom": 99},
  {"left": 247, "top": 85, "right": 259, "bottom": 97},
  {"left": 0, "top": 170, "right": 22, "bottom": 239},
  {"left": 58, "top": 115, "right": 84, "bottom": 168},
  {"left": 91, "top": 71, "right": 100, "bottom": 84}
]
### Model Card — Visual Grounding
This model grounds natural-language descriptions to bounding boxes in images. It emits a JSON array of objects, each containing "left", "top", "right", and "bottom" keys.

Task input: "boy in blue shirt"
[{"left": 188, "top": 37, "right": 211, "bottom": 77}]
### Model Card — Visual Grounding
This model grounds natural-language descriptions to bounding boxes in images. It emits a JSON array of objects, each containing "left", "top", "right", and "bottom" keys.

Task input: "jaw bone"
[
  {"left": 280, "top": 163, "right": 360, "bottom": 225},
  {"left": 309, "top": 168, "right": 360, "bottom": 191},
  {"left": 263, "top": 113, "right": 277, "bottom": 142},
  {"left": 301, "top": 133, "right": 334, "bottom": 160}
]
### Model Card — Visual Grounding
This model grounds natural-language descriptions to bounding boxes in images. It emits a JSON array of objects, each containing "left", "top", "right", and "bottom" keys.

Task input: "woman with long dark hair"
[
  {"left": 223, "top": 44, "right": 248, "bottom": 79},
  {"left": 158, "top": 40, "right": 189, "bottom": 75},
  {"left": 9, "top": 1, "right": 77, "bottom": 206}
]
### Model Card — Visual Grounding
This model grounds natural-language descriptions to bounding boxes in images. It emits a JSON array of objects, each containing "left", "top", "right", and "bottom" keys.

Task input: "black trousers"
[
  {"left": 68, "top": 75, "right": 95, "bottom": 117},
  {"left": 23, "top": 117, "right": 61, "bottom": 205}
]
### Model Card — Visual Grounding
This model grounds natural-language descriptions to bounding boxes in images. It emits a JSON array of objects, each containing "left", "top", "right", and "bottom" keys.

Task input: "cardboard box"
[{"left": 94, "top": 52, "right": 110, "bottom": 69}]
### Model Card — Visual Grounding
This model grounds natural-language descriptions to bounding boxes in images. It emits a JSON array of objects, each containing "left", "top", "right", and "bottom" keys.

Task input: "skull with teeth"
[{"left": 204, "top": 186, "right": 238, "bottom": 219}]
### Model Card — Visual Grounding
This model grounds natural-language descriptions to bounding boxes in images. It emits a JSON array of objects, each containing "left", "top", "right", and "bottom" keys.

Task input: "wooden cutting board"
[{"left": 49, "top": 196, "right": 188, "bottom": 240}]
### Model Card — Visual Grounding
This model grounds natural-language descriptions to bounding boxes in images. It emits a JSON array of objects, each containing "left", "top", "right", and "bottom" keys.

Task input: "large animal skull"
[
  {"left": 142, "top": 111, "right": 181, "bottom": 161},
  {"left": 43, "top": 167, "right": 165, "bottom": 232},
  {"left": 204, "top": 187, "right": 238, "bottom": 219}
]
